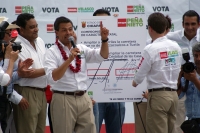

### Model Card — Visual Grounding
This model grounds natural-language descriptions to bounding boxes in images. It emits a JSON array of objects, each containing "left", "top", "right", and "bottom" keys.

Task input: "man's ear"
[
  {"left": 148, "top": 26, "right": 152, "bottom": 32},
  {"left": 55, "top": 30, "right": 59, "bottom": 38},
  {"left": 19, "top": 27, "right": 24, "bottom": 34}
]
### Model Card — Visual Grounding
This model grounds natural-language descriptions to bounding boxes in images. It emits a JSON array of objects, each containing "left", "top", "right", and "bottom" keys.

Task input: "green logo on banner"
[
  {"left": 22, "top": 5, "right": 34, "bottom": 14},
  {"left": 127, "top": 18, "right": 143, "bottom": 27},
  {"left": 88, "top": 91, "right": 93, "bottom": 96},
  {"left": 78, "top": 7, "right": 94, "bottom": 13}
]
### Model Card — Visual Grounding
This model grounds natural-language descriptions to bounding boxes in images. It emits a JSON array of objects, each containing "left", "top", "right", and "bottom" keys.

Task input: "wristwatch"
[{"left": 102, "top": 38, "right": 109, "bottom": 43}]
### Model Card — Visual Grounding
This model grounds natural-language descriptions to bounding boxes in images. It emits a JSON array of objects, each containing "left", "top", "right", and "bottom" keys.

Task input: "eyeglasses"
[{"left": 5, "top": 32, "right": 11, "bottom": 36}]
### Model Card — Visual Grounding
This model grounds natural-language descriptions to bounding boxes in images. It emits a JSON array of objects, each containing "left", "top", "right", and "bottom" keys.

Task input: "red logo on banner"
[
  {"left": 127, "top": 6, "right": 133, "bottom": 12},
  {"left": 68, "top": 7, "right": 77, "bottom": 12},
  {"left": 118, "top": 18, "right": 126, "bottom": 27},
  {"left": 15, "top": 6, "right": 22, "bottom": 14},
  {"left": 47, "top": 24, "right": 54, "bottom": 32},
  {"left": 160, "top": 52, "right": 168, "bottom": 59}
]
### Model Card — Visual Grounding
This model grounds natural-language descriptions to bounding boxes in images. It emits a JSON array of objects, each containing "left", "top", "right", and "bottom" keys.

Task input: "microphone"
[{"left": 68, "top": 36, "right": 81, "bottom": 59}]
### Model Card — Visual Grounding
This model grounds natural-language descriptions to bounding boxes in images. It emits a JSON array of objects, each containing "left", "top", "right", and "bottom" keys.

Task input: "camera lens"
[{"left": 182, "top": 62, "right": 195, "bottom": 73}]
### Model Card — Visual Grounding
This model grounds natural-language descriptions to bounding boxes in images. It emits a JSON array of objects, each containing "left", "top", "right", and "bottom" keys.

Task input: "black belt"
[
  {"left": 53, "top": 90, "right": 86, "bottom": 96},
  {"left": 28, "top": 87, "right": 46, "bottom": 92},
  {"left": 148, "top": 87, "right": 176, "bottom": 92},
  {"left": 15, "top": 85, "right": 46, "bottom": 92}
]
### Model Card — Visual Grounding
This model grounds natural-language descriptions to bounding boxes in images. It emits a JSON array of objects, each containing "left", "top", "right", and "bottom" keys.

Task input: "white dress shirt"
[
  {"left": 2, "top": 59, "right": 22, "bottom": 104},
  {"left": 166, "top": 28, "right": 200, "bottom": 63},
  {"left": 146, "top": 39, "right": 152, "bottom": 45},
  {"left": 44, "top": 40, "right": 104, "bottom": 92},
  {"left": 15, "top": 35, "right": 47, "bottom": 88},
  {"left": 133, "top": 36, "right": 182, "bottom": 89},
  {"left": 0, "top": 67, "right": 10, "bottom": 86}
]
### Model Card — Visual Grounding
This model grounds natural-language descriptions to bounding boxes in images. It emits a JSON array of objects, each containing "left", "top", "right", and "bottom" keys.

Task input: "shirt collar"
[
  {"left": 18, "top": 34, "right": 37, "bottom": 44},
  {"left": 152, "top": 36, "right": 167, "bottom": 43},
  {"left": 58, "top": 40, "right": 73, "bottom": 51},
  {"left": 181, "top": 28, "right": 198, "bottom": 41}
]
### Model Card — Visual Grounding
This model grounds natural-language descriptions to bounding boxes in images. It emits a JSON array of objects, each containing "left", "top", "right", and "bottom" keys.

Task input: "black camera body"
[
  {"left": 181, "top": 48, "right": 195, "bottom": 92},
  {"left": 182, "top": 48, "right": 196, "bottom": 73}
]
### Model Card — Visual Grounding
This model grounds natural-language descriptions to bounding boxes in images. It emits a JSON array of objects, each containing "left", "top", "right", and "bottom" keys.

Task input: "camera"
[
  {"left": 0, "top": 41, "right": 22, "bottom": 58},
  {"left": 0, "top": 21, "right": 22, "bottom": 58},
  {"left": 182, "top": 48, "right": 196, "bottom": 73}
]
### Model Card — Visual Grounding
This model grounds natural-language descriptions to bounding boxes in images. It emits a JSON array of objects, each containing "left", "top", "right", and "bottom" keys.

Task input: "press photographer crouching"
[{"left": 177, "top": 43, "right": 200, "bottom": 133}]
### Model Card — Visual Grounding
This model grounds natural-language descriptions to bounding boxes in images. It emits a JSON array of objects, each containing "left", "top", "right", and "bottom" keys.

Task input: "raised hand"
[
  {"left": 100, "top": 21, "right": 109, "bottom": 40},
  {"left": 17, "top": 58, "right": 35, "bottom": 78},
  {"left": 10, "top": 50, "right": 19, "bottom": 62},
  {"left": 4, "top": 43, "right": 12, "bottom": 59}
]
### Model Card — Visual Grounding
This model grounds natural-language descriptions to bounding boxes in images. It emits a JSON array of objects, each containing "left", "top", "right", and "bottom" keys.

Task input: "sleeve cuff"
[
  {"left": 1, "top": 74, "right": 10, "bottom": 86},
  {"left": 9, "top": 90, "right": 22, "bottom": 104}
]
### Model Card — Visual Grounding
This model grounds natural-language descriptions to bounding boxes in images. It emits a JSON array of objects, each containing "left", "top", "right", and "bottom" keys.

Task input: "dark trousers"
[
  {"left": 48, "top": 103, "right": 53, "bottom": 133},
  {"left": 0, "top": 96, "right": 11, "bottom": 133}
]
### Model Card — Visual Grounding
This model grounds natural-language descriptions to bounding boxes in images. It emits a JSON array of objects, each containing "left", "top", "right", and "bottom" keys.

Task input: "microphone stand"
[
  {"left": 135, "top": 97, "right": 147, "bottom": 133},
  {"left": 118, "top": 102, "right": 123, "bottom": 133}
]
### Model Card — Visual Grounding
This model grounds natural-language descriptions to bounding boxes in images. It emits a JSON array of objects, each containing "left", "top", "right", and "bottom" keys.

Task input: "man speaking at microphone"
[{"left": 44, "top": 16, "right": 109, "bottom": 133}]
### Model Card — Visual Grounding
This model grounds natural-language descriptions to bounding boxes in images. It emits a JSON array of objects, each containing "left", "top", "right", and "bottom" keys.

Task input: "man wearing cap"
[
  {"left": 0, "top": 18, "right": 27, "bottom": 133},
  {"left": 0, "top": 18, "right": 34, "bottom": 133},
  {"left": 3, "top": 22, "right": 20, "bottom": 43}
]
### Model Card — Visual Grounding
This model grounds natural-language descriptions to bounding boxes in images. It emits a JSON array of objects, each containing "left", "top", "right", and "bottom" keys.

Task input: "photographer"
[
  {"left": 177, "top": 42, "right": 200, "bottom": 133},
  {"left": 0, "top": 18, "right": 34, "bottom": 133},
  {"left": 0, "top": 44, "right": 19, "bottom": 133},
  {"left": 166, "top": 10, "right": 200, "bottom": 133}
]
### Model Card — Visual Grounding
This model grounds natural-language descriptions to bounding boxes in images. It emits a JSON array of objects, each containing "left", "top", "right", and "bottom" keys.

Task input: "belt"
[
  {"left": 148, "top": 87, "right": 176, "bottom": 92},
  {"left": 26, "top": 86, "right": 46, "bottom": 92},
  {"left": 53, "top": 90, "right": 86, "bottom": 96},
  {"left": 14, "top": 85, "right": 46, "bottom": 92},
  {"left": 27, "top": 86, "right": 46, "bottom": 91}
]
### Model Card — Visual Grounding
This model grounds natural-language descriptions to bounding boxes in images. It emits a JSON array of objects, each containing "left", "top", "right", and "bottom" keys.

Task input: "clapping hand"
[{"left": 17, "top": 58, "right": 35, "bottom": 78}]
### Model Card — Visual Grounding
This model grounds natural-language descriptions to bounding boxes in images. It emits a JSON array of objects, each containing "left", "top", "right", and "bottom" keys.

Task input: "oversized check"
[{"left": 77, "top": 15, "right": 147, "bottom": 102}]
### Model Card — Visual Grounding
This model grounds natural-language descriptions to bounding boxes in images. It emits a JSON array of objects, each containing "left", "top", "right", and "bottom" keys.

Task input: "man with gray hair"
[
  {"left": 166, "top": 10, "right": 200, "bottom": 133},
  {"left": 177, "top": 42, "right": 200, "bottom": 132}
]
